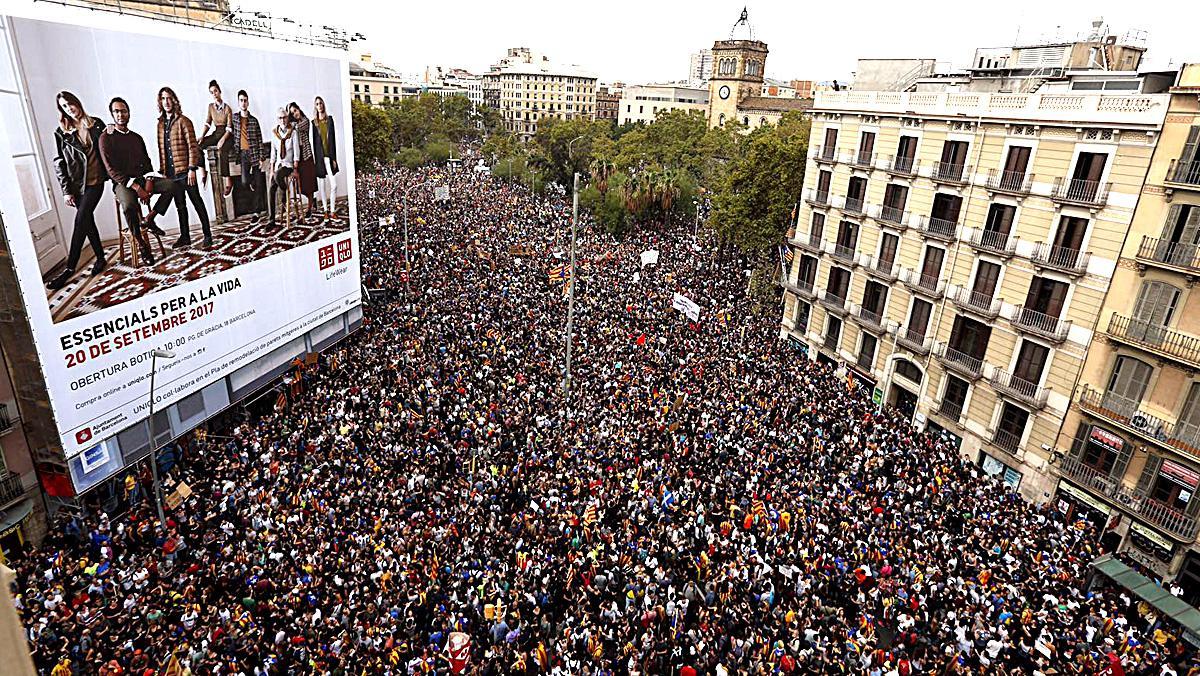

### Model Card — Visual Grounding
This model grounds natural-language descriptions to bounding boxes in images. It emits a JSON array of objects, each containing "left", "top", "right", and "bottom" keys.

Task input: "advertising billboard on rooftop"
[{"left": 0, "top": 7, "right": 361, "bottom": 469}]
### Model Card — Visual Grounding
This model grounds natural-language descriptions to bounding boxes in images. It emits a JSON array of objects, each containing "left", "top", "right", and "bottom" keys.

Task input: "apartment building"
[
  {"left": 1048, "top": 64, "right": 1200, "bottom": 596},
  {"left": 782, "top": 72, "right": 1170, "bottom": 506},
  {"left": 618, "top": 84, "right": 709, "bottom": 125},
  {"left": 482, "top": 47, "right": 597, "bottom": 141}
]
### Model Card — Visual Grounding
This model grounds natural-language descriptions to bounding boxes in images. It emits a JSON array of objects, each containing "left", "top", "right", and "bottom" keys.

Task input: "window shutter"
[
  {"left": 1181, "top": 125, "right": 1200, "bottom": 167},
  {"left": 1133, "top": 454, "right": 1161, "bottom": 493}
]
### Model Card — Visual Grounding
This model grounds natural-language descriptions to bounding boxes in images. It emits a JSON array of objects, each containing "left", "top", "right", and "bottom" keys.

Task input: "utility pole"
[{"left": 564, "top": 171, "right": 579, "bottom": 404}]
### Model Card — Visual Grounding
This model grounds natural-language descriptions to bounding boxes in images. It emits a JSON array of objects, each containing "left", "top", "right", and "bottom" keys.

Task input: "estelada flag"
[
  {"left": 161, "top": 653, "right": 184, "bottom": 676},
  {"left": 547, "top": 265, "right": 570, "bottom": 283}
]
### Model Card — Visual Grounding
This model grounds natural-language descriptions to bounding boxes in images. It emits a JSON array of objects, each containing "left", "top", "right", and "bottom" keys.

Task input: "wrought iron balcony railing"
[
  {"left": 1106, "top": 314, "right": 1200, "bottom": 370},
  {"left": 901, "top": 268, "right": 945, "bottom": 299},
  {"left": 1166, "top": 159, "right": 1200, "bottom": 188},
  {"left": 842, "top": 196, "right": 866, "bottom": 216},
  {"left": 1008, "top": 305, "right": 1072, "bottom": 343},
  {"left": 875, "top": 204, "right": 908, "bottom": 228},
  {"left": 964, "top": 227, "right": 1016, "bottom": 258},
  {"left": 1032, "top": 242, "right": 1090, "bottom": 276},
  {"left": 884, "top": 154, "right": 919, "bottom": 177},
  {"left": 915, "top": 215, "right": 958, "bottom": 242},
  {"left": 935, "top": 342, "right": 985, "bottom": 380},
  {"left": 818, "top": 289, "right": 849, "bottom": 316},
  {"left": 851, "top": 303, "right": 887, "bottom": 334},
  {"left": 931, "top": 161, "right": 971, "bottom": 185},
  {"left": 863, "top": 256, "right": 899, "bottom": 282},
  {"left": 896, "top": 326, "right": 932, "bottom": 355},
  {"left": 813, "top": 145, "right": 839, "bottom": 163},
  {"left": 1135, "top": 236, "right": 1200, "bottom": 273},
  {"left": 805, "top": 188, "right": 830, "bottom": 207},
  {"left": 985, "top": 168, "right": 1034, "bottom": 196},
  {"left": 1077, "top": 385, "right": 1200, "bottom": 460},
  {"left": 1050, "top": 177, "right": 1110, "bottom": 208},
  {"left": 1056, "top": 454, "right": 1200, "bottom": 540},
  {"left": 948, "top": 285, "right": 1002, "bottom": 319},
  {"left": 989, "top": 368, "right": 1049, "bottom": 409}
]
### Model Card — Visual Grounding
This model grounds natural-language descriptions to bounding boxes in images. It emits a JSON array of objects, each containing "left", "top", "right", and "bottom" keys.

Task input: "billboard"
[{"left": 0, "top": 8, "right": 360, "bottom": 466}]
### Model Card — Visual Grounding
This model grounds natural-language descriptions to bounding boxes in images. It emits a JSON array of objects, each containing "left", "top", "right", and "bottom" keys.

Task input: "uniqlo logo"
[
  {"left": 336, "top": 238, "right": 352, "bottom": 263},
  {"left": 318, "top": 244, "right": 335, "bottom": 270},
  {"left": 75, "top": 427, "right": 93, "bottom": 445}
]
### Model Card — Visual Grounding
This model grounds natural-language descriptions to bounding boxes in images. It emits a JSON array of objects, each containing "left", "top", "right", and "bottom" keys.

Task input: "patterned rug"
[{"left": 48, "top": 200, "right": 350, "bottom": 322}]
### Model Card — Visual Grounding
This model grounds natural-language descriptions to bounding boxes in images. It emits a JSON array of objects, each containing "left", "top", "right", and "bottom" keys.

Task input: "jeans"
[
  {"left": 171, "top": 174, "right": 212, "bottom": 242},
  {"left": 115, "top": 177, "right": 179, "bottom": 239},
  {"left": 239, "top": 150, "right": 265, "bottom": 214},
  {"left": 268, "top": 166, "right": 294, "bottom": 223},
  {"left": 64, "top": 183, "right": 105, "bottom": 271}
]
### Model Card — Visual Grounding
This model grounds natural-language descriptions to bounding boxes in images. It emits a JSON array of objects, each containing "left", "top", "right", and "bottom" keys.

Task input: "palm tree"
[
  {"left": 658, "top": 169, "right": 681, "bottom": 226},
  {"left": 590, "top": 158, "right": 615, "bottom": 195}
]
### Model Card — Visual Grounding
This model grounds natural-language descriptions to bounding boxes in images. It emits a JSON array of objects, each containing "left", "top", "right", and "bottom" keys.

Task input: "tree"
[
  {"left": 530, "top": 117, "right": 612, "bottom": 186},
  {"left": 351, "top": 100, "right": 391, "bottom": 167},
  {"left": 709, "top": 112, "right": 810, "bottom": 251},
  {"left": 589, "top": 158, "right": 615, "bottom": 195}
]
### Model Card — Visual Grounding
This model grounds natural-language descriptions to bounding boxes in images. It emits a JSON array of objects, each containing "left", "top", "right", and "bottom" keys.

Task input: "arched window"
[
  {"left": 894, "top": 359, "right": 923, "bottom": 383},
  {"left": 760, "top": 117, "right": 768, "bottom": 127},
  {"left": 743, "top": 116, "right": 749, "bottom": 126},
  {"left": 745, "top": 59, "right": 762, "bottom": 77},
  {"left": 718, "top": 113, "right": 725, "bottom": 126}
]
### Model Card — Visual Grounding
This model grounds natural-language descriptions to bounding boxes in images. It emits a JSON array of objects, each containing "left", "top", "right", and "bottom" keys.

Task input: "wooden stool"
[
  {"left": 285, "top": 172, "right": 303, "bottom": 227},
  {"left": 114, "top": 196, "right": 165, "bottom": 266}
]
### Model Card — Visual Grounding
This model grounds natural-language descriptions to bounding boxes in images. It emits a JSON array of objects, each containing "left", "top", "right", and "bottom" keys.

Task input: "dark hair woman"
[
  {"left": 311, "top": 95, "right": 339, "bottom": 223},
  {"left": 287, "top": 101, "right": 318, "bottom": 220},
  {"left": 48, "top": 90, "right": 107, "bottom": 290}
]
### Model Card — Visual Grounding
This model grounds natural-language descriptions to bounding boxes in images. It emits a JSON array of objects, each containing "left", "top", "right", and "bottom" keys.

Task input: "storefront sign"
[
  {"left": 1128, "top": 521, "right": 1175, "bottom": 563},
  {"left": 1090, "top": 426, "right": 1125, "bottom": 452},
  {"left": 1161, "top": 460, "right": 1200, "bottom": 488},
  {"left": 1058, "top": 481, "right": 1112, "bottom": 517}
]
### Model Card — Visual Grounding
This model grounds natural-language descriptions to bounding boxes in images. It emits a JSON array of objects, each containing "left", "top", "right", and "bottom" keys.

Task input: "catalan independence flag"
[{"left": 547, "top": 264, "right": 570, "bottom": 283}]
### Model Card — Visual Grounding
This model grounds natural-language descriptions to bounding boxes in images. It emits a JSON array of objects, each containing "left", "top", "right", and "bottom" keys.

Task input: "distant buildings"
[
  {"left": 617, "top": 84, "right": 709, "bottom": 125},
  {"left": 482, "top": 47, "right": 598, "bottom": 141},
  {"left": 349, "top": 57, "right": 483, "bottom": 108},
  {"left": 689, "top": 49, "right": 713, "bottom": 89},
  {"left": 596, "top": 85, "right": 622, "bottom": 122}
]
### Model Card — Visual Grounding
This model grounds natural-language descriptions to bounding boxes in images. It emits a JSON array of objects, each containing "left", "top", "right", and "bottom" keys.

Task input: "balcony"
[
  {"left": 1057, "top": 455, "right": 1200, "bottom": 541},
  {"left": 851, "top": 303, "right": 888, "bottom": 334},
  {"left": 874, "top": 204, "right": 909, "bottom": 230},
  {"left": 862, "top": 256, "right": 899, "bottom": 282},
  {"left": 1106, "top": 314, "right": 1200, "bottom": 371},
  {"left": 1077, "top": 385, "right": 1200, "bottom": 460},
  {"left": 989, "top": 368, "right": 1049, "bottom": 409},
  {"left": 830, "top": 243, "right": 859, "bottom": 267},
  {"left": 984, "top": 169, "right": 1034, "bottom": 197},
  {"left": 1166, "top": 159, "right": 1200, "bottom": 190},
  {"left": 883, "top": 154, "right": 919, "bottom": 178},
  {"left": 896, "top": 326, "right": 932, "bottom": 355},
  {"left": 948, "top": 284, "right": 1002, "bottom": 319},
  {"left": 931, "top": 162, "right": 971, "bottom": 186},
  {"left": 1050, "top": 177, "right": 1110, "bottom": 209},
  {"left": 0, "top": 404, "right": 12, "bottom": 436},
  {"left": 805, "top": 188, "right": 831, "bottom": 208},
  {"left": 936, "top": 397, "right": 965, "bottom": 423},
  {"left": 842, "top": 196, "right": 867, "bottom": 217},
  {"left": 850, "top": 150, "right": 876, "bottom": 170},
  {"left": 991, "top": 428, "right": 1023, "bottom": 455},
  {"left": 795, "top": 233, "right": 825, "bottom": 255},
  {"left": 813, "top": 145, "right": 839, "bottom": 164},
  {"left": 935, "top": 342, "right": 985, "bottom": 381},
  {"left": 964, "top": 227, "right": 1016, "bottom": 258},
  {"left": 1031, "top": 242, "right": 1090, "bottom": 277},
  {"left": 818, "top": 289, "right": 849, "bottom": 316},
  {"left": 900, "top": 268, "right": 945, "bottom": 299},
  {"left": 0, "top": 473, "right": 26, "bottom": 508},
  {"left": 784, "top": 278, "right": 816, "bottom": 300},
  {"left": 914, "top": 215, "right": 958, "bottom": 242},
  {"left": 823, "top": 331, "right": 841, "bottom": 352},
  {"left": 1135, "top": 236, "right": 1200, "bottom": 275},
  {"left": 1008, "top": 305, "right": 1072, "bottom": 343}
]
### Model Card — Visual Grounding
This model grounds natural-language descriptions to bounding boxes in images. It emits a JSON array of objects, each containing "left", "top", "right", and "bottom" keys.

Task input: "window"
[
  {"left": 862, "top": 280, "right": 888, "bottom": 316},
  {"left": 846, "top": 176, "right": 868, "bottom": 205},
  {"left": 895, "top": 135, "right": 918, "bottom": 170},
  {"left": 810, "top": 212, "right": 825, "bottom": 241},
  {"left": 1131, "top": 281, "right": 1181, "bottom": 340},
  {"left": 1161, "top": 204, "right": 1200, "bottom": 251},
  {"left": 920, "top": 245, "right": 945, "bottom": 281},
  {"left": 823, "top": 127, "right": 838, "bottom": 153},
  {"left": 718, "top": 113, "right": 725, "bottom": 126},
  {"left": 939, "top": 140, "right": 969, "bottom": 168},
  {"left": 827, "top": 267, "right": 851, "bottom": 300},
  {"left": 857, "top": 333, "right": 878, "bottom": 370},
  {"left": 1070, "top": 151, "right": 1108, "bottom": 190},
  {"left": 1073, "top": 422, "right": 1130, "bottom": 476},
  {"left": 1024, "top": 277, "right": 1069, "bottom": 319},
  {"left": 794, "top": 301, "right": 811, "bottom": 334},
  {"left": 980, "top": 452, "right": 1023, "bottom": 490},
  {"left": 816, "top": 170, "right": 832, "bottom": 197},
  {"left": 1012, "top": 340, "right": 1050, "bottom": 385},
  {"left": 942, "top": 374, "right": 970, "bottom": 410},
  {"left": 908, "top": 299, "right": 933, "bottom": 336},
  {"left": 1001, "top": 145, "right": 1032, "bottom": 186},
  {"left": 895, "top": 359, "right": 923, "bottom": 383},
  {"left": 835, "top": 220, "right": 858, "bottom": 251},
  {"left": 948, "top": 315, "right": 991, "bottom": 361},
  {"left": 984, "top": 203, "right": 1016, "bottom": 236},
  {"left": 882, "top": 183, "right": 908, "bottom": 212},
  {"left": 972, "top": 261, "right": 1001, "bottom": 300},
  {"left": 1178, "top": 382, "right": 1200, "bottom": 440},
  {"left": 743, "top": 116, "right": 749, "bottom": 126},
  {"left": 995, "top": 402, "right": 1030, "bottom": 452},
  {"left": 798, "top": 255, "right": 818, "bottom": 286},
  {"left": 825, "top": 315, "right": 843, "bottom": 349},
  {"left": 930, "top": 193, "right": 963, "bottom": 224},
  {"left": 1053, "top": 215, "right": 1089, "bottom": 253},
  {"left": 354, "top": 84, "right": 360, "bottom": 92},
  {"left": 878, "top": 233, "right": 899, "bottom": 267},
  {"left": 1106, "top": 356, "right": 1153, "bottom": 409}
]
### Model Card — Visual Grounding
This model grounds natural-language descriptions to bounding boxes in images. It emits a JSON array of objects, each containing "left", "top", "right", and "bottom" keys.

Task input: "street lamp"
[
  {"left": 147, "top": 348, "right": 175, "bottom": 526},
  {"left": 563, "top": 135, "right": 585, "bottom": 405},
  {"left": 402, "top": 181, "right": 435, "bottom": 295}
]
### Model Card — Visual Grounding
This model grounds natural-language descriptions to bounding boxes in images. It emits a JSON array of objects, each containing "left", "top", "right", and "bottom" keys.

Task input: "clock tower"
[{"left": 707, "top": 8, "right": 768, "bottom": 128}]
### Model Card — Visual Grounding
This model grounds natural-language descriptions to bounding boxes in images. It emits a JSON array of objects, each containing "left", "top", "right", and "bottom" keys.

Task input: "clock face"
[{"left": 719, "top": 85, "right": 731, "bottom": 100}]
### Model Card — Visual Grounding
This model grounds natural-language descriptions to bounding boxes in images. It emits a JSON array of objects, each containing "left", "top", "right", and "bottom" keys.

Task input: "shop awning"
[
  {"left": 0, "top": 499, "right": 33, "bottom": 539},
  {"left": 1091, "top": 554, "right": 1200, "bottom": 646}
]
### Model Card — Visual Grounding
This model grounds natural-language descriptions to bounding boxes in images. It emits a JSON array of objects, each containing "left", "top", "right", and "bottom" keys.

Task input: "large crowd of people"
[{"left": 13, "top": 159, "right": 1200, "bottom": 674}]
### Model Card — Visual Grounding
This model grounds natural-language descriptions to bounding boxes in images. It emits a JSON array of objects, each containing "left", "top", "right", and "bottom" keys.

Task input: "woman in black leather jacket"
[{"left": 48, "top": 90, "right": 107, "bottom": 290}]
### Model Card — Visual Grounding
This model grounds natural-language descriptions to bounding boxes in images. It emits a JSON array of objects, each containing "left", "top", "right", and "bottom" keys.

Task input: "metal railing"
[
  {"left": 842, "top": 196, "right": 866, "bottom": 215},
  {"left": 805, "top": 188, "right": 830, "bottom": 207},
  {"left": 0, "top": 404, "right": 11, "bottom": 435},
  {"left": 917, "top": 215, "right": 958, "bottom": 241},
  {"left": 985, "top": 168, "right": 1034, "bottom": 195},
  {"left": 1057, "top": 455, "right": 1200, "bottom": 540},
  {"left": 936, "top": 342, "right": 985, "bottom": 379},
  {"left": 818, "top": 290, "right": 849, "bottom": 316},
  {"left": 1051, "top": 177, "right": 1110, "bottom": 207},
  {"left": 851, "top": 303, "right": 887, "bottom": 333},
  {"left": 1077, "top": 385, "right": 1200, "bottom": 459},
  {"left": 830, "top": 243, "right": 859, "bottom": 265},
  {"left": 1166, "top": 159, "right": 1200, "bottom": 188},
  {"left": 964, "top": 227, "right": 1016, "bottom": 257},
  {"left": 1032, "top": 242, "right": 1090, "bottom": 275},
  {"left": 931, "top": 161, "right": 970, "bottom": 184},
  {"left": 797, "top": 233, "right": 824, "bottom": 254},
  {"left": 992, "top": 428, "right": 1023, "bottom": 454},
  {"left": 936, "top": 397, "right": 965, "bottom": 423},
  {"left": 814, "top": 145, "right": 838, "bottom": 163},
  {"left": 1008, "top": 305, "right": 1072, "bottom": 343},
  {"left": 785, "top": 279, "right": 816, "bottom": 299},
  {"left": 885, "top": 154, "right": 918, "bottom": 176},
  {"left": 1136, "top": 236, "right": 1200, "bottom": 272},
  {"left": 1107, "top": 314, "right": 1200, "bottom": 370},
  {"left": 876, "top": 204, "right": 907, "bottom": 227},
  {"left": 0, "top": 473, "right": 25, "bottom": 507},
  {"left": 949, "top": 285, "right": 1001, "bottom": 318},
  {"left": 863, "top": 256, "right": 898, "bottom": 282},
  {"left": 896, "top": 326, "right": 932, "bottom": 355},
  {"left": 990, "top": 368, "right": 1049, "bottom": 408},
  {"left": 851, "top": 150, "right": 875, "bottom": 169},
  {"left": 901, "top": 268, "right": 945, "bottom": 298}
]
